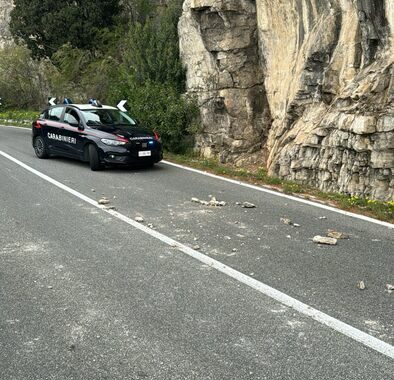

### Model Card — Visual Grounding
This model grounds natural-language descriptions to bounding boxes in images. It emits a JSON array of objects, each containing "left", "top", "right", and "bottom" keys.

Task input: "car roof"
[
  {"left": 72, "top": 104, "right": 118, "bottom": 110},
  {"left": 49, "top": 104, "right": 118, "bottom": 111}
]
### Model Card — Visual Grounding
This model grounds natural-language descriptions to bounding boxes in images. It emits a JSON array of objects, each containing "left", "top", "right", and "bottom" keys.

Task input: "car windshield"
[{"left": 80, "top": 109, "right": 137, "bottom": 128}]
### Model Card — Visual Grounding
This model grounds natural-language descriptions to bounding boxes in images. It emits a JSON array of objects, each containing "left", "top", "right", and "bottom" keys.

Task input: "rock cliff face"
[
  {"left": 179, "top": 0, "right": 394, "bottom": 200},
  {"left": 0, "top": 0, "right": 13, "bottom": 47},
  {"left": 179, "top": 0, "right": 272, "bottom": 165}
]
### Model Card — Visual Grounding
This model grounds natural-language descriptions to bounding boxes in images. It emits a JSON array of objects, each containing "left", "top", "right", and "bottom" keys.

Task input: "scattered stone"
[
  {"left": 193, "top": 237, "right": 199, "bottom": 241},
  {"left": 280, "top": 218, "right": 292, "bottom": 225},
  {"left": 135, "top": 216, "right": 144, "bottom": 223},
  {"left": 91, "top": 189, "right": 95, "bottom": 192},
  {"left": 327, "top": 230, "right": 349, "bottom": 239},
  {"left": 98, "top": 198, "right": 110, "bottom": 205},
  {"left": 293, "top": 223, "right": 300, "bottom": 227},
  {"left": 313, "top": 236, "right": 337, "bottom": 245},
  {"left": 232, "top": 248, "right": 237, "bottom": 252},
  {"left": 235, "top": 202, "right": 241, "bottom": 205},
  {"left": 318, "top": 216, "right": 327, "bottom": 220},
  {"left": 113, "top": 196, "right": 117, "bottom": 199},
  {"left": 386, "top": 284, "right": 394, "bottom": 293},
  {"left": 209, "top": 197, "right": 226, "bottom": 207},
  {"left": 193, "top": 245, "right": 201, "bottom": 250},
  {"left": 286, "top": 235, "right": 291, "bottom": 239},
  {"left": 147, "top": 223, "right": 154, "bottom": 228},
  {"left": 242, "top": 202, "right": 256, "bottom": 208},
  {"left": 357, "top": 281, "right": 366, "bottom": 290},
  {"left": 68, "top": 344, "right": 76, "bottom": 352},
  {"left": 192, "top": 196, "right": 226, "bottom": 207},
  {"left": 47, "top": 286, "right": 53, "bottom": 290},
  {"left": 105, "top": 206, "right": 116, "bottom": 210}
]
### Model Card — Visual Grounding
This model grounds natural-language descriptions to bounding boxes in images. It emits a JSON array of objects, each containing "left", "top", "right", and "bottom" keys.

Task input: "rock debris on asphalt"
[{"left": 312, "top": 236, "right": 338, "bottom": 245}]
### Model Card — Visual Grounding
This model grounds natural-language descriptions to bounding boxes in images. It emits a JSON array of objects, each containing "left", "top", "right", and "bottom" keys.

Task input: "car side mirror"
[{"left": 77, "top": 122, "right": 84, "bottom": 131}]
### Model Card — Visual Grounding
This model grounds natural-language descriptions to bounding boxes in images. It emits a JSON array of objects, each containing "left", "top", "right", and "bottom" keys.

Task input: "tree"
[
  {"left": 121, "top": 0, "right": 185, "bottom": 92},
  {"left": 10, "top": 0, "right": 121, "bottom": 58},
  {"left": 0, "top": 45, "right": 50, "bottom": 108}
]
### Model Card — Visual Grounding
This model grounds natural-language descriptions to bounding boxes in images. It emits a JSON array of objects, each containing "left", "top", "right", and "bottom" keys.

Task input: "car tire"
[
  {"left": 88, "top": 144, "right": 103, "bottom": 171},
  {"left": 34, "top": 136, "right": 49, "bottom": 159}
]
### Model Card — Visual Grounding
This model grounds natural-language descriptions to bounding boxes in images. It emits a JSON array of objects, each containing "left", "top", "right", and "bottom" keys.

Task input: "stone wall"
[{"left": 179, "top": 0, "right": 394, "bottom": 200}]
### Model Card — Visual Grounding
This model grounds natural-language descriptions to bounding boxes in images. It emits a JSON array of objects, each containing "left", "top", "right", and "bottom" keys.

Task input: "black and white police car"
[{"left": 32, "top": 100, "right": 163, "bottom": 170}]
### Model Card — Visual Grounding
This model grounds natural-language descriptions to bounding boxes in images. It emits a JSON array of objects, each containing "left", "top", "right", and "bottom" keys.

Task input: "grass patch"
[
  {"left": 165, "top": 151, "right": 394, "bottom": 224},
  {"left": 0, "top": 109, "right": 39, "bottom": 127}
]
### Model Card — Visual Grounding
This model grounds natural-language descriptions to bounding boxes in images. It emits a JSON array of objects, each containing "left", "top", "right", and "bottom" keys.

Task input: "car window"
[
  {"left": 48, "top": 107, "right": 63, "bottom": 122},
  {"left": 80, "top": 109, "right": 136, "bottom": 128},
  {"left": 64, "top": 109, "right": 80, "bottom": 126},
  {"left": 39, "top": 110, "right": 48, "bottom": 120}
]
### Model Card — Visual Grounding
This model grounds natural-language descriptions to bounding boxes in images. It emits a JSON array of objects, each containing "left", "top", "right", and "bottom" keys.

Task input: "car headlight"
[{"left": 101, "top": 138, "right": 127, "bottom": 146}]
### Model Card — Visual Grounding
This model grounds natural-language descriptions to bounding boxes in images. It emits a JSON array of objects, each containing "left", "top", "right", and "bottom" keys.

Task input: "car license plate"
[{"left": 139, "top": 151, "right": 151, "bottom": 157}]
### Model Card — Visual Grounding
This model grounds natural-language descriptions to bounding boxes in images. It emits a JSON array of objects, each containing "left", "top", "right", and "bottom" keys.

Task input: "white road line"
[
  {"left": 162, "top": 161, "right": 394, "bottom": 229},
  {"left": 0, "top": 124, "right": 30, "bottom": 130},
  {"left": 1, "top": 149, "right": 394, "bottom": 359},
  {"left": 1, "top": 124, "right": 393, "bottom": 229}
]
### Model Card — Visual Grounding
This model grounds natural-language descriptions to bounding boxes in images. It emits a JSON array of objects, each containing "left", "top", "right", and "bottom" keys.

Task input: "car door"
[
  {"left": 62, "top": 108, "right": 86, "bottom": 159},
  {"left": 43, "top": 106, "right": 66, "bottom": 154}
]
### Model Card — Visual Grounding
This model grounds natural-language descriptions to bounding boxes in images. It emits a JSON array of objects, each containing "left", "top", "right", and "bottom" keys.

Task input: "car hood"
[{"left": 93, "top": 125, "right": 155, "bottom": 139}]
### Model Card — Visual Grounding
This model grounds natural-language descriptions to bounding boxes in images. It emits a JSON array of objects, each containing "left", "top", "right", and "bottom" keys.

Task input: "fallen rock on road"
[{"left": 313, "top": 236, "right": 338, "bottom": 245}]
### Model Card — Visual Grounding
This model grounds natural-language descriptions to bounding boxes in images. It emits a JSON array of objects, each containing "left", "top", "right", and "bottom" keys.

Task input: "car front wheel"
[
  {"left": 88, "top": 144, "right": 103, "bottom": 171},
  {"left": 34, "top": 136, "right": 49, "bottom": 159}
]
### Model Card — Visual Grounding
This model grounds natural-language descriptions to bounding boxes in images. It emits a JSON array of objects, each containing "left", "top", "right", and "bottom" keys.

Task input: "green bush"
[
  {"left": 10, "top": 0, "right": 121, "bottom": 58},
  {"left": 110, "top": 80, "right": 198, "bottom": 153},
  {"left": 0, "top": 45, "right": 50, "bottom": 109},
  {"left": 106, "top": 0, "right": 198, "bottom": 152},
  {"left": 121, "top": 0, "right": 185, "bottom": 92}
]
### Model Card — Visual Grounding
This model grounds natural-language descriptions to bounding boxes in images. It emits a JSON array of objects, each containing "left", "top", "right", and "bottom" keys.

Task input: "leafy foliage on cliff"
[
  {"left": 0, "top": 45, "right": 49, "bottom": 108},
  {"left": 9, "top": 0, "right": 121, "bottom": 58},
  {"left": 105, "top": 0, "right": 196, "bottom": 151}
]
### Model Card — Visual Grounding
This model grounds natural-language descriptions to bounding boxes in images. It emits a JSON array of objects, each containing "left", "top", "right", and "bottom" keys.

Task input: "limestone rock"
[
  {"left": 179, "top": 0, "right": 394, "bottom": 201},
  {"left": 242, "top": 202, "right": 256, "bottom": 208},
  {"left": 313, "top": 236, "right": 338, "bottom": 245},
  {"left": 327, "top": 230, "right": 350, "bottom": 239},
  {"left": 98, "top": 198, "right": 110, "bottom": 205},
  {"left": 0, "top": 0, "right": 13, "bottom": 48},
  {"left": 357, "top": 281, "right": 366, "bottom": 290},
  {"left": 179, "top": 0, "right": 271, "bottom": 167}
]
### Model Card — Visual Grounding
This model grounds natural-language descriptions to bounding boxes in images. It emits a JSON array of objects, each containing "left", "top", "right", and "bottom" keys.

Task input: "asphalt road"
[{"left": 0, "top": 125, "right": 393, "bottom": 379}]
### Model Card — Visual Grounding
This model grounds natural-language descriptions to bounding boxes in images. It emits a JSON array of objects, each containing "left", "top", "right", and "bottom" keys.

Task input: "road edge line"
[
  {"left": 1, "top": 149, "right": 394, "bottom": 359},
  {"left": 162, "top": 160, "right": 394, "bottom": 229}
]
